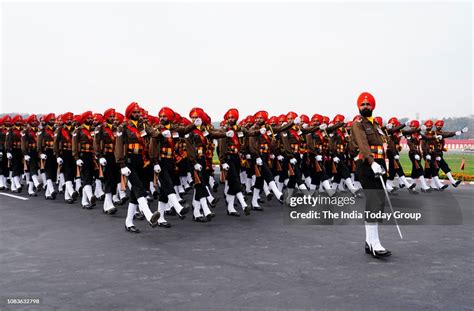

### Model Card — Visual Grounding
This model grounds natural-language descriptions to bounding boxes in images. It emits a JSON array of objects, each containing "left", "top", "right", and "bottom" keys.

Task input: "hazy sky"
[{"left": 1, "top": 2, "right": 472, "bottom": 121}]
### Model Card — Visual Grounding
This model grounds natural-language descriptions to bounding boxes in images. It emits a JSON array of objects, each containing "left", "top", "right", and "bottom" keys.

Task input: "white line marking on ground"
[{"left": 0, "top": 193, "right": 29, "bottom": 201}]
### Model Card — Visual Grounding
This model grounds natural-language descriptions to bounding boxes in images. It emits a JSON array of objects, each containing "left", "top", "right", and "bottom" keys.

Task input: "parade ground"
[{"left": 1, "top": 185, "right": 473, "bottom": 311}]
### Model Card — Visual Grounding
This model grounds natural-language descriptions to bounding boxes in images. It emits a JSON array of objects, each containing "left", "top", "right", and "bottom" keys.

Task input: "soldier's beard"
[
  {"left": 130, "top": 115, "right": 139, "bottom": 121},
  {"left": 359, "top": 109, "right": 372, "bottom": 117}
]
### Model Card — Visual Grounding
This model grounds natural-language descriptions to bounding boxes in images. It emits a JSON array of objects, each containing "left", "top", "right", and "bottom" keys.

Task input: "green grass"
[{"left": 212, "top": 150, "right": 474, "bottom": 180}]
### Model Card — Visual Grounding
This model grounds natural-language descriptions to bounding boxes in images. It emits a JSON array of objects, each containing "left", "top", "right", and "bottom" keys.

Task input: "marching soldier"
[
  {"left": 21, "top": 114, "right": 43, "bottom": 196},
  {"left": 115, "top": 102, "right": 162, "bottom": 232},
  {"left": 92, "top": 113, "right": 106, "bottom": 201},
  {"left": 383, "top": 117, "right": 416, "bottom": 193},
  {"left": 219, "top": 108, "right": 259, "bottom": 216},
  {"left": 72, "top": 111, "right": 97, "bottom": 209},
  {"left": 5, "top": 115, "right": 25, "bottom": 192},
  {"left": 0, "top": 116, "right": 11, "bottom": 190},
  {"left": 186, "top": 107, "right": 225, "bottom": 222},
  {"left": 432, "top": 119, "right": 467, "bottom": 188},
  {"left": 93, "top": 108, "right": 120, "bottom": 214},
  {"left": 54, "top": 112, "right": 78, "bottom": 203},
  {"left": 37, "top": 113, "right": 58, "bottom": 199},
  {"left": 248, "top": 110, "right": 290, "bottom": 209},
  {"left": 350, "top": 92, "right": 391, "bottom": 258}
]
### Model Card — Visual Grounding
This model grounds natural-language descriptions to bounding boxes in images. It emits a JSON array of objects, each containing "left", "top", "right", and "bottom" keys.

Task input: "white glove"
[
  {"left": 435, "top": 135, "right": 443, "bottom": 140},
  {"left": 259, "top": 127, "right": 266, "bottom": 135},
  {"left": 76, "top": 159, "right": 84, "bottom": 167},
  {"left": 24, "top": 155, "right": 31, "bottom": 162},
  {"left": 222, "top": 163, "right": 230, "bottom": 170},
  {"left": 154, "top": 164, "right": 161, "bottom": 173},
  {"left": 99, "top": 157, "right": 107, "bottom": 166},
  {"left": 277, "top": 155, "right": 284, "bottom": 161},
  {"left": 319, "top": 123, "right": 327, "bottom": 130},
  {"left": 162, "top": 130, "right": 171, "bottom": 138},
  {"left": 0, "top": 152, "right": 3, "bottom": 157},
  {"left": 270, "top": 154, "right": 275, "bottom": 159},
  {"left": 7, "top": 152, "right": 12, "bottom": 159},
  {"left": 414, "top": 154, "right": 420, "bottom": 161},
  {"left": 420, "top": 125, "right": 427, "bottom": 131},
  {"left": 386, "top": 123, "right": 393, "bottom": 130},
  {"left": 57, "top": 157, "right": 63, "bottom": 165},
  {"left": 245, "top": 154, "right": 251, "bottom": 159},
  {"left": 315, "top": 155, "right": 323, "bottom": 161},
  {"left": 294, "top": 117, "right": 301, "bottom": 125},
  {"left": 371, "top": 161, "right": 385, "bottom": 176},
  {"left": 226, "top": 130, "right": 234, "bottom": 138},
  {"left": 302, "top": 123, "right": 308, "bottom": 129},
  {"left": 290, "top": 158, "right": 297, "bottom": 165},
  {"left": 394, "top": 155, "right": 400, "bottom": 160},
  {"left": 40, "top": 153, "right": 47, "bottom": 160},
  {"left": 256, "top": 158, "right": 263, "bottom": 166},
  {"left": 405, "top": 121, "right": 411, "bottom": 127},
  {"left": 333, "top": 156, "right": 340, "bottom": 163},
  {"left": 461, "top": 127, "right": 468, "bottom": 133},
  {"left": 281, "top": 122, "right": 288, "bottom": 126},
  {"left": 436, "top": 156, "right": 441, "bottom": 161},
  {"left": 194, "top": 163, "right": 202, "bottom": 171},
  {"left": 426, "top": 155, "right": 431, "bottom": 161},
  {"left": 121, "top": 166, "right": 131, "bottom": 176},
  {"left": 194, "top": 118, "right": 202, "bottom": 126},
  {"left": 455, "top": 131, "right": 461, "bottom": 136}
]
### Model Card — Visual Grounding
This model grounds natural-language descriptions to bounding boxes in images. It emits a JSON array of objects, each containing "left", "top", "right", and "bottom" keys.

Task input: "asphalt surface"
[{"left": 0, "top": 184, "right": 473, "bottom": 311}]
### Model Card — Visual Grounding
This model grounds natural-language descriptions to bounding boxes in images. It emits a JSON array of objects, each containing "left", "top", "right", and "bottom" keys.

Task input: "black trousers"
[
  {"left": 254, "top": 154, "right": 274, "bottom": 190},
  {"left": 287, "top": 154, "right": 304, "bottom": 189},
  {"left": 158, "top": 158, "right": 176, "bottom": 202},
  {"left": 60, "top": 150, "right": 76, "bottom": 182},
  {"left": 355, "top": 159, "right": 387, "bottom": 223},
  {"left": 436, "top": 154, "right": 451, "bottom": 174},
  {"left": 103, "top": 152, "right": 119, "bottom": 194},
  {"left": 332, "top": 153, "right": 351, "bottom": 183},
  {"left": 79, "top": 153, "right": 94, "bottom": 186},
  {"left": 310, "top": 157, "right": 329, "bottom": 186},
  {"left": 10, "top": 148, "right": 23, "bottom": 177},
  {"left": 26, "top": 151, "right": 39, "bottom": 178},
  {"left": 225, "top": 153, "right": 242, "bottom": 195},
  {"left": 0, "top": 151, "right": 7, "bottom": 176},
  {"left": 44, "top": 149, "right": 57, "bottom": 181},
  {"left": 408, "top": 152, "right": 424, "bottom": 179},
  {"left": 386, "top": 150, "right": 406, "bottom": 180},
  {"left": 126, "top": 154, "right": 148, "bottom": 204},
  {"left": 193, "top": 156, "right": 211, "bottom": 200}
]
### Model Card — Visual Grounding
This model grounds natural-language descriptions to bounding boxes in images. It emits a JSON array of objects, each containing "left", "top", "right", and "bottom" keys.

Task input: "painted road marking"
[{"left": 0, "top": 193, "right": 29, "bottom": 201}]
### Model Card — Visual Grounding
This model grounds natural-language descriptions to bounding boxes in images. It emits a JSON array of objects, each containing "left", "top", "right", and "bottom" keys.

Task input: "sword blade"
[{"left": 379, "top": 174, "right": 403, "bottom": 239}]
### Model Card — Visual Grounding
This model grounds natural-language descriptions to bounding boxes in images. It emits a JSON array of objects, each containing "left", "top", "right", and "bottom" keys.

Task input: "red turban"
[
  {"left": 435, "top": 120, "right": 444, "bottom": 127},
  {"left": 189, "top": 107, "right": 204, "bottom": 119},
  {"left": 224, "top": 109, "right": 239, "bottom": 120},
  {"left": 43, "top": 113, "right": 55, "bottom": 123},
  {"left": 104, "top": 108, "right": 115, "bottom": 121},
  {"left": 346, "top": 121, "right": 353, "bottom": 128},
  {"left": 115, "top": 112, "right": 124, "bottom": 124},
  {"left": 26, "top": 114, "right": 38, "bottom": 125},
  {"left": 357, "top": 92, "right": 376, "bottom": 110},
  {"left": 125, "top": 102, "right": 140, "bottom": 119},
  {"left": 311, "top": 114, "right": 323, "bottom": 124},
  {"left": 268, "top": 116, "right": 278, "bottom": 125},
  {"left": 247, "top": 115, "right": 255, "bottom": 124},
  {"left": 322, "top": 116, "right": 330, "bottom": 125},
  {"left": 220, "top": 120, "right": 226, "bottom": 127},
  {"left": 278, "top": 114, "right": 287, "bottom": 123},
  {"left": 2, "top": 115, "right": 12, "bottom": 125},
  {"left": 300, "top": 114, "right": 310, "bottom": 124},
  {"left": 12, "top": 115, "right": 23, "bottom": 124},
  {"left": 202, "top": 113, "right": 211, "bottom": 125},
  {"left": 333, "top": 114, "right": 345, "bottom": 123},
  {"left": 286, "top": 111, "right": 298, "bottom": 120},
  {"left": 93, "top": 113, "right": 104, "bottom": 124},
  {"left": 374, "top": 116, "right": 383, "bottom": 126},
  {"left": 409, "top": 120, "right": 420, "bottom": 128},
  {"left": 388, "top": 117, "right": 399, "bottom": 126},
  {"left": 62, "top": 112, "right": 74, "bottom": 122},
  {"left": 158, "top": 107, "right": 175, "bottom": 121},
  {"left": 80, "top": 111, "right": 93, "bottom": 124},
  {"left": 424, "top": 120, "right": 433, "bottom": 128},
  {"left": 254, "top": 110, "right": 269, "bottom": 121},
  {"left": 180, "top": 117, "right": 191, "bottom": 126}
]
